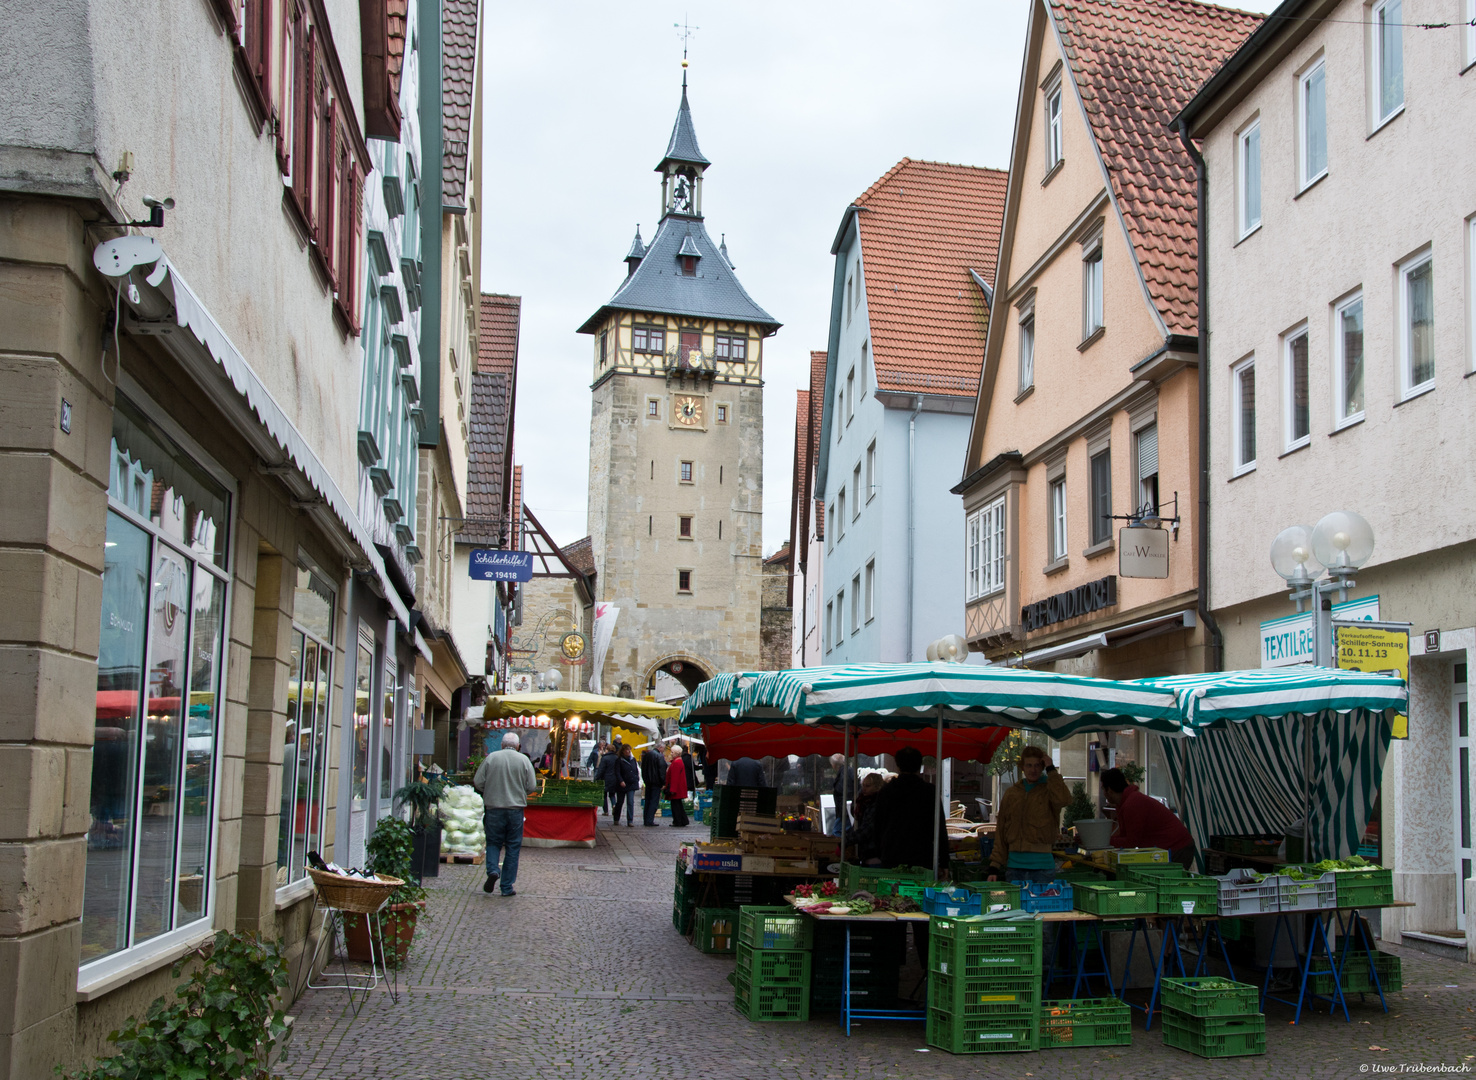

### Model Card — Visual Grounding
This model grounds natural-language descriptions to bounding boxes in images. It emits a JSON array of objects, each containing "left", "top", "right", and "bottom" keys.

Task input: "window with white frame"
[
  {"left": 1083, "top": 242, "right": 1104, "bottom": 339},
  {"left": 965, "top": 496, "right": 1006, "bottom": 601},
  {"left": 1232, "top": 357, "right": 1257, "bottom": 473},
  {"left": 1334, "top": 293, "right": 1366, "bottom": 424},
  {"left": 838, "top": 487, "right": 847, "bottom": 537},
  {"left": 851, "top": 574, "right": 861, "bottom": 633},
  {"left": 1238, "top": 120, "right": 1262, "bottom": 236},
  {"left": 836, "top": 588, "right": 846, "bottom": 637},
  {"left": 1135, "top": 423, "right": 1159, "bottom": 515},
  {"left": 1372, "top": 0, "right": 1404, "bottom": 126},
  {"left": 1399, "top": 250, "right": 1435, "bottom": 396},
  {"left": 827, "top": 502, "right": 835, "bottom": 550},
  {"left": 1089, "top": 449, "right": 1112, "bottom": 546},
  {"left": 852, "top": 464, "right": 862, "bottom": 519},
  {"left": 1019, "top": 312, "right": 1036, "bottom": 392},
  {"left": 1283, "top": 325, "right": 1310, "bottom": 450},
  {"left": 846, "top": 367, "right": 856, "bottom": 422},
  {"left": 865, "top": 440, "right": 876, "bottom": 500},
  {"left": 1045, "top": 83, "right": 1063, "bottom": 172},
  {"left": 865, "top": 560, "right": 875, "bottom": 622},
  {"left": 846, "top": 275, "right": 854, "bottom": 325},
  {"left": 836, "top": 390, "right": 843, "bottom": 442},
  {"left": 1048, "top": 479, "right": 1067, "bottom": 564},
  {"left": 87, "top": 393, "right": 230, "bottom": 968},
  {"left": 860, "top": 341, "right": 869, "bottom": 397},
  {"left": 826, "top": 601, "right": 834, "bottom": 651},
  {"left": 1300, "top": 59, "right": 1327, "bottom": 187},
  {"left": 278, "top": 568, "right": 335, "bottom": 889}
]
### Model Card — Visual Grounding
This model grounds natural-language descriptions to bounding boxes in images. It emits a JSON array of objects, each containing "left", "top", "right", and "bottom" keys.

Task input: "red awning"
[{"left": 699, "top": 721, "right": 1012, "bottom": 764}]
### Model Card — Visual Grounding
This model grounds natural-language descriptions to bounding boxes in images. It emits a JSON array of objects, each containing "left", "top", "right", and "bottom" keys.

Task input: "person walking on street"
[
  {"left": 641, "top": 742, "right": 668, "bottom": 826},
  {"left": 666, "top": 745, "right": 690, "bottom": 826},
  {"left": 682, "top": 744, "right": 697, "bottom": 794},
  {"left": 594, "top": 742, "right": 622, "bottom": 820},
  {"left": 613, "top": 743, "right": 639, "bottom": 826},
  {"left": 473, "top": 731, "right": 540, "bottom": 896}
]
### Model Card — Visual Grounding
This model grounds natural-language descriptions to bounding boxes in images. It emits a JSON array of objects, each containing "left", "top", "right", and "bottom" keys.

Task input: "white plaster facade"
[{"left": 1185, "top": 0, "right": 1476, "bottom": 948}]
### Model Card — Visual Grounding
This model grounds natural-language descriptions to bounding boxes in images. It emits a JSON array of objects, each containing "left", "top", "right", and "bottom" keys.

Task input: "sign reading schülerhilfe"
[{"left": 468, "top": 549, "right": 534, "bottom": 582}]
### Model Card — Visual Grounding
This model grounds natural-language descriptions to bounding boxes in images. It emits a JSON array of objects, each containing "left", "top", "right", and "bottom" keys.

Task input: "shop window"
[
  {"left": 85, "top": 394, "right": 230, "bottom": 970},
  {"left": 277, "top": 568, "right": 335, "bottom": 889},
  {"left": 352, "top": 630, "right": 374, "bottom": 806}
]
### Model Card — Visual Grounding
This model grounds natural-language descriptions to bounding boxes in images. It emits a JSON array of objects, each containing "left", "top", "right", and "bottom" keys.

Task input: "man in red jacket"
[{"left": 1101, "top": 768, "right": 1196, "bottom": 869}]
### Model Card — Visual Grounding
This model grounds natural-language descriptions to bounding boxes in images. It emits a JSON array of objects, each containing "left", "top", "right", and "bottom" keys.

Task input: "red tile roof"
[
  {"left": 477, "top": 293, "right": 520, "bottom": 377},
  {"left": 1049, "top": 0, "right": 1261, "bottom": 336},
  {"left": 386, "top": 0, "right": 408, "bottom": 99},
  {"left": 442, "top": 0, "right": 479, "bottom": 205},
  {"left": 763, "top": 543, "right": 792, "bottom": 568},
  {"left": 854, "top": 159, "right": 1007, "bottom": 398},
  {"left": 510, "top": 465, "right": 523, "bottom": 550},
  {"left": 564, "top": 536, "right": 595, "bottom": 578}
]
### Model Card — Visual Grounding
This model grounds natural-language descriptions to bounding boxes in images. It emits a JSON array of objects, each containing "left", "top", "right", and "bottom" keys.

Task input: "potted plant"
[
  {"left": 344, "top": 816, "right": 428, "bottom": 967},
  {"left": 395, "top": 777, "right": 446, "bottom": 879}
]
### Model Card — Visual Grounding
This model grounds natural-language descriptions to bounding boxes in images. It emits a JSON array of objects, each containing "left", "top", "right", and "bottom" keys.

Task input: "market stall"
[{"left": 478, "top": 691, "right": 682, "bottom": 847}]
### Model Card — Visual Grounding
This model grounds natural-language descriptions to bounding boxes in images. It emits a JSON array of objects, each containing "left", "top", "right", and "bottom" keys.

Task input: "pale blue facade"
[{"left": 815, "top": 212, "right": 981, "bottom": 665}]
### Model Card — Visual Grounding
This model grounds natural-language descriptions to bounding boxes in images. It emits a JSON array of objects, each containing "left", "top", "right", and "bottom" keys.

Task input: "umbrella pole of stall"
[
  {"left": 933, "top": 708, "right": 944, "bottom": 880},
  {"left": 841, "top": 722, "right": 851, "bottom": 877}
]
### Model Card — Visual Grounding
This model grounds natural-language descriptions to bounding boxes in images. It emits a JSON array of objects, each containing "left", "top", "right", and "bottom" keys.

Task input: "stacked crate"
[
  {"left": 672, "top": 862, "right": 695, "bottom": 934},
  {"left": 1038, "top": 998, "right": 1132, "bottom": 1048},
  {"left": 926, "top": 912, "right": 1043, "bottom": 1054},
  {"left": 733, "top": 906, "right": 813, "bottom": 1022},
  {"left": 809, "top": 921, "right": 903, "bottom": 1013},
  {"left": 693, "top": 907, "right": 741, "bottom": 953},
  {"left": 1310, "top": 944, "right": 1403, "bottom": 996},
  {"left": 1159, "top": 977, "right": 1266, "bottom": 1058}
]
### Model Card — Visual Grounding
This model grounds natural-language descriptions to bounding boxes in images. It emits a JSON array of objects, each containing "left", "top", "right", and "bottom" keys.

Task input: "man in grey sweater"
[{"left": 474, "top": 731, "right": 540, "bottom": 896}]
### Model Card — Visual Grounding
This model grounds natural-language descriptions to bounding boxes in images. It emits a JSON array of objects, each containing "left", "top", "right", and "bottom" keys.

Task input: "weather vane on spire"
[{"left": 674, "top": 16, "right": 699, "bottom": 86}]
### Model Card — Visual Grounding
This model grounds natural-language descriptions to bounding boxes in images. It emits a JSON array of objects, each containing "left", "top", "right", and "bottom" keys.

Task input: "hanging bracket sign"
[
  {"left": 1118, "top": 526, "right": 1169, "bottom": 578},
  {"left": 469, "top": 549, "right": 534, "bottom": 582}
]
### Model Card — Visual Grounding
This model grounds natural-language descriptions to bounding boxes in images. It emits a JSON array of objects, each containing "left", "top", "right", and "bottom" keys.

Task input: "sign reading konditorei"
[
  {"left": 468, "top": 548, "right": 534, "bottom": 582},
  {"left": 1021, "top": 575, "right": 1117, "bottom": 632},
  {"left": 1118, "top": 527, "right": 1169, "bottom": 579}
]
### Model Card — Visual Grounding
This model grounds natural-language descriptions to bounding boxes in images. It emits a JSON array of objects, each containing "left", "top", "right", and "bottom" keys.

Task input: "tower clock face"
[{"left": 673, "top": 395, "right": 704, "bottom": 427}]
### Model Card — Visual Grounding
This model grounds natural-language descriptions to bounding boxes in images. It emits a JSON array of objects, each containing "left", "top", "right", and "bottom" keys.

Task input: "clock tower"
[{"left": 578, "top": 76, "right": 781, "bottom": 699}]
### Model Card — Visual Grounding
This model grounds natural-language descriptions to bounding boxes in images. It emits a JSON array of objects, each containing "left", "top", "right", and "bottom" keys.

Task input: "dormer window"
[
  {"left": 678, "top": 231, "right": 702, "bottom": 277},
  {"left": 681, "top": 256, "right": 697, "bottom": 277}
]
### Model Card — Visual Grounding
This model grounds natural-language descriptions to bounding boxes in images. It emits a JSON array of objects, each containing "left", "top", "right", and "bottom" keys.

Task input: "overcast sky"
[{"left": 480, "top": 0, "right": 1274, "bottom": 553}]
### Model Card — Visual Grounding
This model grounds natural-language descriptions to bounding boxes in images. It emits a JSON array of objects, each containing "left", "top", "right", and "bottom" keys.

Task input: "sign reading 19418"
[{"left": 468, "top": 549, "right": 534, "bottom": 582}]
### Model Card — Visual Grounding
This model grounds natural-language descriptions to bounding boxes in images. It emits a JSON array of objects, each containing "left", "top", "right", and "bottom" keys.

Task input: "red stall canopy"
[{"left": 700, "top": 720, "right": 1012, "bottom": 764}]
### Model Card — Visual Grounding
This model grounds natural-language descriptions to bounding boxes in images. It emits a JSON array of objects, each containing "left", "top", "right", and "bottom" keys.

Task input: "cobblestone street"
[{"left": 279, "top": 820, "right": 1476, "bottom": 1080}]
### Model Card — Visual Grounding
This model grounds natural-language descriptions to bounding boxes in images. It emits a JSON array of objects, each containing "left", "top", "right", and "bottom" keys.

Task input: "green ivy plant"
[
  {"left": 365, "top": 815, "right": 427, "bottom": 907},
  {"left": 60, "top": 931, "right": 287, "bottom": 1080}
]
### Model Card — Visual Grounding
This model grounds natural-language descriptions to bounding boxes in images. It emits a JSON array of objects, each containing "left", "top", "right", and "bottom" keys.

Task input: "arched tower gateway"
[{"left": 578, "top": 77, "right": 780, "bottom": 699}]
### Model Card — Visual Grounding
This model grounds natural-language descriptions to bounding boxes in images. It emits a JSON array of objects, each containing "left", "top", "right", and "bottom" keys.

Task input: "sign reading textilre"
[{"left": 1021, "top": 575, "right": 1117, "bottom": 632}]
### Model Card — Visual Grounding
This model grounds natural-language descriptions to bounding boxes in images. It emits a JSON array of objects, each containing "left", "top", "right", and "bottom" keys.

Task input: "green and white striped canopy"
[
  {"left": 1132, "top": 667, "right": 1407, "bottom": 729},
  {"left": 720, "top": 662, "right": 1184, "bottom": 737}
]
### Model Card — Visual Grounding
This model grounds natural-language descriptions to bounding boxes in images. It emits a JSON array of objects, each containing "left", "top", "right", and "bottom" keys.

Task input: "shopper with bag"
[
  {"left": 640, "top": 742, "right": 668, "bottom": 826},
  {"left": 665, "top": 744, "right": 690, "bottom": 826}
]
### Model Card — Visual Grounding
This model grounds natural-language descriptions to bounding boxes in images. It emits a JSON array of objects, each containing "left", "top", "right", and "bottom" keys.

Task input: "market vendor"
[
  {"left": 987, "top": 745, "right": 1070, "bottom": 883},
  {"left": 870, "top": 748, "right": 949, "bottom": 873},
  {"left": 1100, "top": 768, "right": 1196, "bottom": 869}
]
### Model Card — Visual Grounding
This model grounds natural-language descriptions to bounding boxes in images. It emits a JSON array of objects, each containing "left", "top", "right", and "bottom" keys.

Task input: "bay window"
[{"left": 965, "top": 496, "right": 1005, "bottom": 601}]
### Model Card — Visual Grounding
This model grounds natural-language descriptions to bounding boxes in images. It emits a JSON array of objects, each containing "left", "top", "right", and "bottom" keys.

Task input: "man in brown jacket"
[{"left": 986, "top": 745, "right": 1070, "bottom": 884}]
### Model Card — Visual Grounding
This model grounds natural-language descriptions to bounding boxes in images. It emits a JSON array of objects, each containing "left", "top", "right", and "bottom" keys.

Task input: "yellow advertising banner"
[{"left": 1334, "top": 622, "right": 1410, "bottom": 739}]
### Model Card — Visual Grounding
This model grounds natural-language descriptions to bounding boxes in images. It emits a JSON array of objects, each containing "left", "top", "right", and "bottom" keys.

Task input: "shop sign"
[
  {"left": 1334, "top": 620, "right": 1410, "bottom": 740},
  {"left": 469, "top": 549, "right": 534, "bottom": 581},
  {"left": 1118, "top": 527, "right": 1169, "bottom": 579},
  {"left": 1259, "top": 595, "right": 1380, "bottom": 668},
  {"left": 1020, "top": 575, "right": 1116, "bottom": 632},
  {"left": 559, "top": 632, "right": 588, "bottom": 663}
]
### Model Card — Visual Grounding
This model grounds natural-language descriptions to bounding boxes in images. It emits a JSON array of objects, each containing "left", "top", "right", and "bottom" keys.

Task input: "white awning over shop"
[{"left": 94, "top": 236, "right": 411, "bottom": 631}]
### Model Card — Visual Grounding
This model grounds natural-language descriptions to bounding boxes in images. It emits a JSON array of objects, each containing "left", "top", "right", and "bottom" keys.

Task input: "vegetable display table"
[{"left": 523, "top": 804, "right": 597, "bottom": 848}]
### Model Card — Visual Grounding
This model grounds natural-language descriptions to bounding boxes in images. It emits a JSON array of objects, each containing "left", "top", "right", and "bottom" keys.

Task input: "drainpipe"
[
  {"left": 1178, "top": 117, "right": 1224, "bottom": 673},
  {"left": 906, "top": 395, "right": 923, "bottom": 661}
]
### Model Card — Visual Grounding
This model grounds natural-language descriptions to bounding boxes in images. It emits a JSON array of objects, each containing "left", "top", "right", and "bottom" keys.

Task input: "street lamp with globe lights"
[{"left": 1270, "top": 510, "right": 1375, "bottom": 666}]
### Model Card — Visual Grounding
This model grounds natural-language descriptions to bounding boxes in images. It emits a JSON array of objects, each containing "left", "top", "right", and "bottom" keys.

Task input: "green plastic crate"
[
  {"left": 1038, "top": 999, "right": 1132, "bottom": 1048},
  {"left": 734, "top": 943, "right": 811, "bottom": 986},
  {"left": 1310, "top": 951, "right": 1402, "bottom": 995},
  {"left": 960, "top": 882, "right": 1023, "bottom": 911},
  {"left": 1161, "top": 1010, "right": 1266, "bottom": 1058},
  {"left": 929, "top": 927, "right": 1043, "bottom": 978},
  {"left": 1332, "top": 867, "right": 1393, "bottom": 908},
  {"left": 929, "top": 969, "right": 1040, "bottom": 1012},
  {"left": 738, "top": 906, "right": 814, "bottom": 951},
  {"left": 1159, "top": 978, "right": 1262, "bottom": 1018},
  {"left": 734, "top": 967, "right": 809, "bottom": 1022},
  {"left": 693, "top": 907, "right": 740, "bottom": 953},
  {"left": 839, "top": 865, "right": 892, "bottom": 894},
  {"left": 672, "top": 901, "right": 694, "bottom": 934},
  {"left": 1155, "top": 876, "right": 1220, "bottom": 916},
  {"left": 1073, "top": 882, "right": 1158, "bottom": 917},
  {"left": 1056, "top": 868, "right": 1109, "bottom": 884},
  {"left": 930, "top": 913, "right": 1041, "bottom": 954},
  {"left": 926, "top": 1007, "right": 1039, "bottom": 1053},
  {"left": 1119, "top": 864, "right": 1186, "bottom": 886}
]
